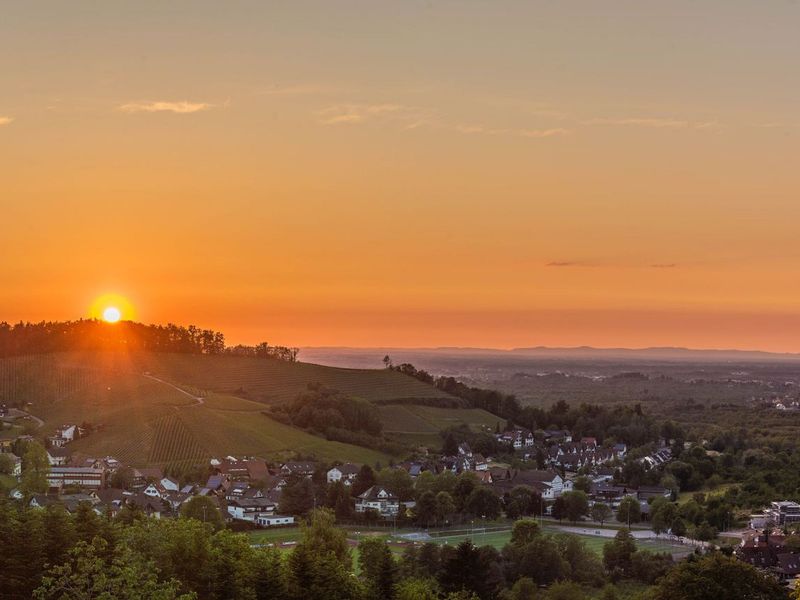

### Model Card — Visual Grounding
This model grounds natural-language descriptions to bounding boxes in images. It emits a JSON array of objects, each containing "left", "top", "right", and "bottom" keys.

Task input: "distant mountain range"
[{"left": 300, "top": 345, "right": 800, "bottom": 364}]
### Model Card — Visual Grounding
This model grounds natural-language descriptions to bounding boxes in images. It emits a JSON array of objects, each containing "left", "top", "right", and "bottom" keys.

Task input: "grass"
[
  {"left": 129, "top": 352, "right": 455, "bottom": 405},
  {"left": 676, "top": 482, "right": 736, "bottom": 505},
  {"left": 1, "top": 353, "right": 392, "bottom": 466},
  {"left": 378, "top": 404, "right": 502, "bottom": 449},
  {"left": 0, "top": 351, "right": 502, "bottom": 467},
  {"left": 422, "top": 524, "right": 693, "bottom": 558}
]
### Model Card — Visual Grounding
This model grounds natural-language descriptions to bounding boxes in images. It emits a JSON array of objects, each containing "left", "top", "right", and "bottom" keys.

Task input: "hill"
[{"left": 0, "top": 351, "right": 474, "bottom": 468}]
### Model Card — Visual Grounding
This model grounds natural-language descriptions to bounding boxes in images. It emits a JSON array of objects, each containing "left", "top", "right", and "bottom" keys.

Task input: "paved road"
[{"left": 143, "top": 374, "right": 205, "bottom": 406}]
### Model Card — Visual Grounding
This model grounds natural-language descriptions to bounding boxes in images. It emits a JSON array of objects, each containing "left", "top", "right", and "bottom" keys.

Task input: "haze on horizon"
[{"left": 2, "top": 2, "right": 800, "bottom": 352}]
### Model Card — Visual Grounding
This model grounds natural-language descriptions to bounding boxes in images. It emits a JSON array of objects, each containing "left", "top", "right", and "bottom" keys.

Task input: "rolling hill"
[{"left": 0, "top": 351, "right": 493, "bottom": 467}]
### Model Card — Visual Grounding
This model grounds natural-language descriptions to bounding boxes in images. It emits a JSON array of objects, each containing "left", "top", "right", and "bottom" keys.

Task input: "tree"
[
  {"left": 615, "top": 496, "right": 641, "bottom": 526},
  {"left": 440, "top": 540, "right": 491, "bottom": 599},
  {"left": 416, "top": 490, "right": 437, "bottom": 527},
  {"left": 358, "top": 537, "right": 396, "bottom": 600},
  {"left": 326, "top": 481, "right": 354, "bottom": 520},
  {"left": 20, "top": 441, "right": 49, "bottom": 496},
  {"left": 651, "top": 553, "right": 786, "bottom": 600},
  {"left": 544, "top": 581, "right": 587, "bottom": 600},
  {"left": 351, "top": 465, "right": 376, "bottom": 497},
  {"left": 253, "top": 546, "right": 288, "bottom": 600},
  {"left": 436, "top": 491, "right": 457, "bottom": 524},
  {"left": 590, "top": 503, "right": 612, "bottom": 526},
  {"left": 572, "top": 476, "right": 591, "bottom": 493},
  {"left": 551, "top": 497, "right": 566, "bottom": 522},
  {"left": 0, "top": 453, "right": 15, "bottom": 475},
  {"left": 561, "top": 491, "right": 589, "bottom": 524},
  {"left": 442, "top": 432, "right": 459, "bottom": 456},
  {"left": 181, "top": 496, "right": 224, "bottom": 531},
  {"left": 33, "top": 538, "right": 193, "bottom": 600},
  {"left": 464, "top": 487, "right": 502, "bottom": 520},
  {"left": 502, "top": 577, "right": 538, "bottom": 600},
  {"left": 671, "top": 518, "right": 688, "bottom": 537},
  {"left": 280, "top": 476, "right": 316, "bottom": 516},
  {"left": 396, "top": 577, "right": 440, "bottom": 600},
  {"left": 383, "top": 355, "right": 392, "bottom": 369},
  {"left": 602, "top": 528, "right": 636, "bottom": 578},
  {"left": 650, "top": 498, "right": 678, "bottom": 535},
  {"left": 511, "top": 520, "right": 541, "bottom": 546}
]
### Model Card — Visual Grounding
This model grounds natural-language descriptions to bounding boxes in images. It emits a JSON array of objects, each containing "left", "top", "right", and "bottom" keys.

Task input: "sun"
[
  {"left": 102, "top": 306, "right": 122, "bottom": 323},
  {"left": 89, "top": 293, "right": 135, "bottom": 322}
]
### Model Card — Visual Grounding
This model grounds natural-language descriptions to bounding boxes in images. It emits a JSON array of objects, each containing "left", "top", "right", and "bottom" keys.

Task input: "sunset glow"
[{"left": 3, "top": 2, "right": 800, "bottom": 351}]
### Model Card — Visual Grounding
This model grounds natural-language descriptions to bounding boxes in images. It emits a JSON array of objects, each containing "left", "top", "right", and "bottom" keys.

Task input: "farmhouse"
[
  {"left": 327, "top": 463, "right": 360, "bottom": 485},
  {"left": 227, "top": 497, "right": 276, "bottom": 522},
  {"left": 355, "top": 486, "right": 400, "bottom": 518}
]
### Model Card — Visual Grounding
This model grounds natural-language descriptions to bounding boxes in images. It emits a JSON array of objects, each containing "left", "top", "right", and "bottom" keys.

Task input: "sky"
[{"left": 2, "top": 1, "right": 800, "bottom": 351}]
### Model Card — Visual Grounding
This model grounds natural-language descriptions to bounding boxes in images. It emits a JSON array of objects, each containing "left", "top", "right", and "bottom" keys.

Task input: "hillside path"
[{"left": 143, "top": 374, "right": 204, "bottom": 406}]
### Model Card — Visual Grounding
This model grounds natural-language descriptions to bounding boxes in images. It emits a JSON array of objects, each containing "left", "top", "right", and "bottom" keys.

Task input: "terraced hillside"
[
  {"left": 378, "top": 404, "right": 501, "bottom": 448},
  {"left": 0, "top": 351, "right": 481, "bottom": 467},
  {"left": 128, "top": 352, "right": 455, "bottom": 405}
]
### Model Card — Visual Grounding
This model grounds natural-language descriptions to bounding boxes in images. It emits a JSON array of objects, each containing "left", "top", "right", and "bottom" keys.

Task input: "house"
[
  {"left": 491, "top": 469, "right": 564, "bottom": 499},
  {"left": 57, "top": 425, "right": 77, "bottom": 442},
  {"left": 355, "top": 486, "right": 400, "bottom": 518},
  {"left": 132, "top": 467, "right": 164, "bottom": 489},
  {"left": 47, "top": 447, "right": 71, "bottom": 466},
  {"left": 128, "top": 493, "right": 164, "bottom": 518},
  {"left": 473, "top": 453, "right": 489, "bottom": 471},
  {"left": 327, "top": 463, "right": 360, "bottom": 485},
  {"left": 226, "top": 497, "right": 276, "bottom": 522},
  {"left": 458, "top": 443, "right": 473, "bottom": 458},
  {"left": 256, "top": 514, "right": 295, "bottom": 527},
  {"left": 205, "top": 474, "right": 231, "bottom": 493},
  {"left": 48, "top": 466, "right": 105, "bottom": 490},
  {"left": 142, "top": 483, "right": 163, "bottom": 498},
  {"left": 768, "top": 501, "right": 800, "bottom": 526},
  {"left": 281, "top": 461, "right": 316, "bottom": 478},
  {"left": 160, "top": 477, "right": 180, "bottom": 492}
]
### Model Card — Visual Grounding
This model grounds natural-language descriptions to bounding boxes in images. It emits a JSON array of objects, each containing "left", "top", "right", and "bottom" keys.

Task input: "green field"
[
  {"left": 378, "top": 404, "right": 501, "bottom": 448},
  {"left": 0, "top": 352, "right": 488, "bottom": 467},
  {"left": 128, "top": 352, "right": 455, "bottom": 405},
  {"left": 0, "top": 351, "right": 509, "bottom": 467},
  {"left": 424, "top": 525, "right": 693, "bottom": 558}
]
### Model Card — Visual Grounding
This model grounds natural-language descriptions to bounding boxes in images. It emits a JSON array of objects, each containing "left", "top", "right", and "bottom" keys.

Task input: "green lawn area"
[
  {"left": 676, "top": 483, "right": 736, "bottom": 505},
  {"left": 419, "top": 524, "right": 692, "bottom": 558}
]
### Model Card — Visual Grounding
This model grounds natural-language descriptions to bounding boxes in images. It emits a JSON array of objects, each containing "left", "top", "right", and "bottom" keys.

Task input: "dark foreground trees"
[{"left": 650, "top": 553, "right": 786, "bottom": 600}]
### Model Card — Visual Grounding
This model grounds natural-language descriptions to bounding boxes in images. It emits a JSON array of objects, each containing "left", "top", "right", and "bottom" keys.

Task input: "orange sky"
[{"left": 2, "top": 2, "right": 800, "bottom": 351}]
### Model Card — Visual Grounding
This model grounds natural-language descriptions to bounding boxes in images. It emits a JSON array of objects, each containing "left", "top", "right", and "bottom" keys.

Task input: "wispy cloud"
[
  {"left": 317, "top": 103, "right": 425, "bottom": 125},
  {"left": 258, "top": 84, "right": 346, "bottom": 97},
  {"left": 583, "top": 117, "right": 721, "bottom": 130},
  {"left": 456, "top": 124, "right": 570, "bottom": 138},
  {"left": 0, "top": 116, "right": 13, "bottom": 126},
  {"left": 651, "top": 263, "right": 678, "bottom": 269},
  {"left": 546, "top": 261, "right": 583, "bottom": 267},
  {"left": 118, "top": 101, "right": 214, "bottom": 114}
]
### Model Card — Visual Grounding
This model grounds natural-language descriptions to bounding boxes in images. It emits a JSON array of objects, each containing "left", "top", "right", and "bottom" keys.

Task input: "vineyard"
[
  {"left": 148, "top": 414, "right": 207, "bottom": 463},
  {"left": 128, "top": 353, "right": 455, "bottom": 405},
  {"left": 3, "top": 350, "right": 499, "bottom": 467}
]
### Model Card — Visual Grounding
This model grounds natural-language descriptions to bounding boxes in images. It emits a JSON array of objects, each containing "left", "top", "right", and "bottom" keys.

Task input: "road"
[{"left": 143, "top": 374, "right": 205, "bottom": 406}]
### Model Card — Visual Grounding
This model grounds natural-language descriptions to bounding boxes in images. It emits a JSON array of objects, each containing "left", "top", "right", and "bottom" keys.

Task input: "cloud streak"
[
  {"left": 118, "top": 101, "right": 214, "bottom": 114},
  {"left": 583, "top": 117, "right": 721, "bottom": 130}
]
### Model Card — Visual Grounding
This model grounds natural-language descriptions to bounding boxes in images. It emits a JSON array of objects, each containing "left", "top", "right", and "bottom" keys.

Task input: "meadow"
[{"left": 0, "top": 351, "right": 489, "bottom": 467}]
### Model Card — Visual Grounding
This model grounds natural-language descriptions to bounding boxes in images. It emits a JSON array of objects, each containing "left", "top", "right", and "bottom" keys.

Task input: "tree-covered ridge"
[
  {"left": 0, "top": 501, "right": 788, "bottom": 600},
  {"left": 0, "top": 320, "right": 298, "bottom": 361}
]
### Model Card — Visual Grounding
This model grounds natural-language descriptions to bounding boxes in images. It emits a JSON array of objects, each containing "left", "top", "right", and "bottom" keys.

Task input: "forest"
[
  {"left": 0, "top": 320, "right": 298, "bottom": 361},
  {"left": 0, "top": 500, "right": 789, "bottom": 600}
]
